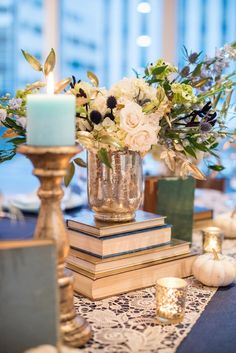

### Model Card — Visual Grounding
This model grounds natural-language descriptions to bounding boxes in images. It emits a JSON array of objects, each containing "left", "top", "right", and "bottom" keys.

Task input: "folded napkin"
[{"left": 3, "top": 187, "right": 87, "bottom": 213}]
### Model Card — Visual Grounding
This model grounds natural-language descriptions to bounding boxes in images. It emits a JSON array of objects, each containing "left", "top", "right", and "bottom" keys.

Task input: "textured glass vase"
[{"left": 87, "top": 150, "right": 143, "bottom": 222}]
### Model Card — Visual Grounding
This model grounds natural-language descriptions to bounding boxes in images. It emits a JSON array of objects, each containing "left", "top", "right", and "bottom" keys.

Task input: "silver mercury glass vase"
[{"left": 87, "top": 150, "right": 143, "bottom": 222}]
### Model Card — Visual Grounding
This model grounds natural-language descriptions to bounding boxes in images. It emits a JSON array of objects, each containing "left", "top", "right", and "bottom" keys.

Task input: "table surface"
[{"left": 1, "top": 213, "right": 236, "bottom": 353}]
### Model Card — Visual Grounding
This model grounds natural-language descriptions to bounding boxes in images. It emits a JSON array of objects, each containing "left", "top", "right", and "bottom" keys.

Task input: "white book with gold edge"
[
  {"left": 66, "top": 210, "right": 166, "bottom": 237},
  {"left": 68, "top": 224, "right": 171, "bottom": 258},
  {"left": 67, "top": 251, "right": 198, "bottom": 300},
  {"left": 67, "top": 238, "right": 190, "bottom": 273}
]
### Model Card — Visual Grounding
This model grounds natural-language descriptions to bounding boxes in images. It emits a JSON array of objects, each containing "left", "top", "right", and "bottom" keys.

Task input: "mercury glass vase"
[{"left": 87, "top": 150, "right": 143, "bottom": 222}]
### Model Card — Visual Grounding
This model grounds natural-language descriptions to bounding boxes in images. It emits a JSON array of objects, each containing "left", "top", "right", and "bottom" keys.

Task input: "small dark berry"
[
  {"left": 104, "top": 112, "right": 115, "bottom": 121},
  {"left": 90, "top": 110, "right": 102, "bottom": 124},
  {"left": 106, "top": 96, "right": 117, "bottom": 109}
]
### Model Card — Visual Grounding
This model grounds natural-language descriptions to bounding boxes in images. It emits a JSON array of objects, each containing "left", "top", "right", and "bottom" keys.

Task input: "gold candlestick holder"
[{"left": 18, "top": 145, "right": 92, "bottom": 347}]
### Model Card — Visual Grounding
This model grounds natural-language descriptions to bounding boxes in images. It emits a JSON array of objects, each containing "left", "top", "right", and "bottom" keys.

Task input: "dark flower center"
[
  {"left": 90, "top": 110, "right": 102, "bottom": 124},
  {"left": 106, "top": 96, "right": 117, "bottom": 109}
]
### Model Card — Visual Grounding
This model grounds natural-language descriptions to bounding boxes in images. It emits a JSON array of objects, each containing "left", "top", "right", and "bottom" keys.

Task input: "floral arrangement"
[
  {"left": 72, "top": 76, "right": 163, "bottom": 160},
  {"left": 0, "top": 44, "right": 236, "bottom": 183},
  {"left": 73, "top": 44, "right": 236, "bottom": 179}
]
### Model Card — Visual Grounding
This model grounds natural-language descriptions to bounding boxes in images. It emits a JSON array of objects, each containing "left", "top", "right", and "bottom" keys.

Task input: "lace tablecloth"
[{"left": 73, "top": 228, "right": 236, "bottom": 353}]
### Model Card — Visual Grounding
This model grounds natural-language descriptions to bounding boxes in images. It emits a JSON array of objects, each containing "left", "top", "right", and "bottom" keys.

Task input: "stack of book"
[{"left": 66, "top": 211, "right": 197, "bottom": 300}]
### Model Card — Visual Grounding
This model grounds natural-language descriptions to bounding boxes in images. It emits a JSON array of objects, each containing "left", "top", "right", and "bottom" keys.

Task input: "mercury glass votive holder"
[
  {"left": 156, "top": 277, "right": 188, "bottom": 324},
  {"left": 202, "top": 227, "right": 223, "bottom": 254}
]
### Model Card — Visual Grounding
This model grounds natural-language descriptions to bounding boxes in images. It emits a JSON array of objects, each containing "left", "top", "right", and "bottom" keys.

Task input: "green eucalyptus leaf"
[
  {"left": 151, "top": 65, "right": 167, "bottom": 76},
  {"left": 181, "top": 79, "right": 190, "bottom": 84},
  {"left": 231, "top": 41, "right": 236, "bottom": 49},
  {"left": 156, "top": 87, "right": 166, "bottom": 102},
  {"left": 132, "top": 68, "right": 139, "bottom": 78},
  {"left": 189, "top": 140, "right": 209, "bottom": 152},
  {"left": 97, "top": 148, "right": 111, "bottom": 168},
  {"left": 209, "top": 164, "right": 225, "bottom": 172},
  {"left": 209, "top": 150, "right": 219, "bottom": 158},
  {"left": 44, "top": 48, "right": 56, "bottom": 76},
  {"left": 184, "top": 146, "right": 197, "bottom": 159},
  {"left": 21, "top": 50, "right": 42, "bottom": 71},
  {"left": 4, "top": 118, "right": 26, "bottom": 136},
  {"left": 54, "top": 77, "right": 72, "bottom": 93},
  {"left": 64, "top": 161, "right": 75, "bottom": 187},
  {"left": 98, "top": 135, "right": 123, "bottom": 149},
  {"left": 7, "top": 137, "right": 26, "bottom": 145},
  {"left": 192, "top": 63, "right": 203, "bottom": 77},
  {"left": 147, "top": 79, "right": 159, "bottom": 85},
  {"left": 182, "top": 45, "right": 189, "bottom": 58},
  {"left": 143, "top": 102, "right": 155, "bottom": 113},
  {"left": 163, "top": 80, "right": 172, "bottom": 92},
  {"left": 212, "top": 92, "right": 222, "bottom": 109},
  {"left": 193, "top": 78, "right": 210, "bottom": 88},
  {"left": 87, "top": 71, "right": 99, "bottom": 87},
  {"left": 144, "top": 67, "right": 149, "bottom": 76},
  {"left": 210, "top": 142, "right": 219, "bottom": 150},
  {"left": 73, "top": 157, "right": 87, "bottom": 168},
  {"left": 0, "top": 149, "right": 16, "bottom": 163}
]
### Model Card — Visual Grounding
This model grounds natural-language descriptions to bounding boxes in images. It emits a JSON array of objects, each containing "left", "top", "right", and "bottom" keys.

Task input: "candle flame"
[{"left": 47, "top": 72, "right": 54, "bottom": 94}]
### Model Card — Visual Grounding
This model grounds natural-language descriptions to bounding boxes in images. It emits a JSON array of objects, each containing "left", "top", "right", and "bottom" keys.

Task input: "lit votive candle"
[
  {"left": 27, "top": 73, "right": 75, "bottom": 146},
  {"left": 202, "top": 227, "right": 223, "bottom": 254},
  {"left": 156, "top": 277, "right": 188, "bottom": 324}
]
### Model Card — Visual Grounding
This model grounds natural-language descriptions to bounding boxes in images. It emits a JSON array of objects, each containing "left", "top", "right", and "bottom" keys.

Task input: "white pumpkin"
[
  {"left": 193, "top": 249, "right": 236, "bottom": 287},
  {"left": 214, "top": 212, "right": 236, "bottom": 239}
]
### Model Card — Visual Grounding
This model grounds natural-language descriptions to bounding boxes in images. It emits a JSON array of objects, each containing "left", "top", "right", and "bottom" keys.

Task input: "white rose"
[
  {"left": 91, "top": 94, "right": 108, "bottom": 115},
  {"left": 102, "top": 117, "right": 117, "bottom": 133},
  {"left": 102, "top": 117, "right": 115, "bottom": 128},
  {"left": 74, "top": 81, "right": 95, "bottom": 99},
  {"left": 146, "top": 112, "right": 162, "bottom": 130},
  {"left": 120, "top": 101, "right": 144, "bottom": 132},
  {"left": 77, "top": 118, "right": 92, "bottom": 131},
  {"left": 125, "top": 124, "right": 157, "bottom": 153},
  {"left": 110, "top": 77, "right": 156, "bottom": 101}
]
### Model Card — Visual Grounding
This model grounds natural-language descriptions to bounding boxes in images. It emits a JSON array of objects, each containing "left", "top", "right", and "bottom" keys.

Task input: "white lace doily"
[{"left": 73, "top": 230, "right": 236, "bottom": 353}]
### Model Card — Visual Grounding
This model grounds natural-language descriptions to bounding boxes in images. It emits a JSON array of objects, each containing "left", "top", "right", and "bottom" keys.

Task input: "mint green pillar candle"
[{"left": 27, "top": 94, "right": 75, "bottom": 146}]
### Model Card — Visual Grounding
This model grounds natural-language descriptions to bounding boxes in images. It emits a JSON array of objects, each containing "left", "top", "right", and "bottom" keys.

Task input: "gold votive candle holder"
[
  {"left": 202, "top": 227, "right": 223, "bottom": 254},
  {"left": 156, "top": 277, "right": 188, "bottom": 324}
]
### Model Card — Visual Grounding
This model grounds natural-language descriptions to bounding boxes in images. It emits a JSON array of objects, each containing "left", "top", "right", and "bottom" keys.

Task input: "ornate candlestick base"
[{"left": 18, "top": 145, "right": 92, "bottom": 347}]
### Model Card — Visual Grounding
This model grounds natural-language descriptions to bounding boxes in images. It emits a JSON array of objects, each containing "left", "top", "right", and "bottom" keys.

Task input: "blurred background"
[
  {"left": 1, "top": 0, "right": 236, "bottom": 93},
  {"left": 0, "top": 0, "right": 236, "bottom": 204}
]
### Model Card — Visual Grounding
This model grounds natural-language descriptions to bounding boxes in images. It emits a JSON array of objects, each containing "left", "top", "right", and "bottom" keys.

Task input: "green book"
[
  {"left": 0, "top": 239, "right": 59, "bottom": 353},
  {"left": 156, "top": 177, "right": 195, "bottom": 242}
]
